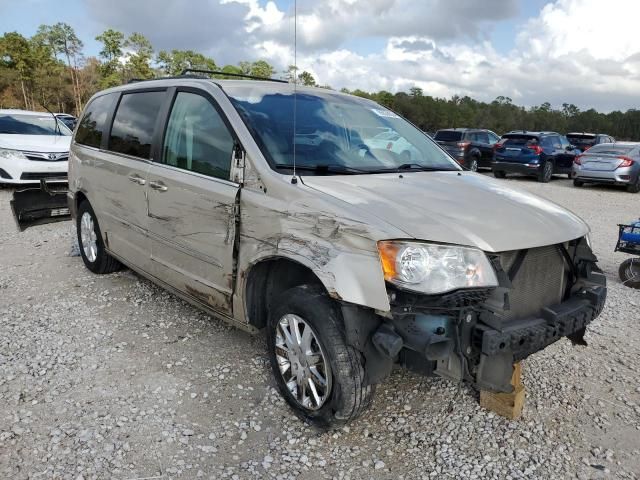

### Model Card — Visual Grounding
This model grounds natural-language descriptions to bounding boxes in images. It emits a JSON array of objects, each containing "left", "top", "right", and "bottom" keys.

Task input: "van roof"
[{"left": 100, "top": 77, "right": 352, "bottom": 99}]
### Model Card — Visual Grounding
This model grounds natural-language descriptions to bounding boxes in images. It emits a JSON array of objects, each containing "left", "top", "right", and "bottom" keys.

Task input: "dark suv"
[
  {"left": 434, "top": 128, "right": 500, "bottom": 171},
  {"left": 566, "top": 133, "right": 615, "bottom": 152},
  {"left": 493, "top": 131, "right": 579, "bottom": 182}
]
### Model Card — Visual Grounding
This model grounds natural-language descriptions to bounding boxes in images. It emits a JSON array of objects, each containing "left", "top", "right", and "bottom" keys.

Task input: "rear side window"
[
  {"left": 434, "top": 131, "right": 463, "bottom": 142},
  {"left": 162, "top": 91, "right": 235, "bottom": 180},
  {"left": 75, "top": 93, "right": 117, "bottom": 148},
  {"left": 476, "top": 132, "right": 489, "bottom": 144},
  {"left": 109, "top": 91, "right": 165, "bottom": 159}
]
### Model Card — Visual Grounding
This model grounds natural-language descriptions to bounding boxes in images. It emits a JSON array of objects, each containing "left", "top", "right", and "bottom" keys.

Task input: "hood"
[
  {"left": 0, "top": 134, "right": 71, "bottom": 153},
  {"left": 301, "top": 171, "right": 588, "bottom": 252}
]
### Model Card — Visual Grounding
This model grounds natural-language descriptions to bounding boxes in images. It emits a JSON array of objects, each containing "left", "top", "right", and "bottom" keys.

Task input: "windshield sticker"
[{"left": 371, "top": 108, "right": 400, "bottom": 119}]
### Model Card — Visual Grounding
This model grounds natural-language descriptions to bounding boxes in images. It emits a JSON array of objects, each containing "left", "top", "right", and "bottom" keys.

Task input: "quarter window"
[
  {"left": 75, "top": 93, "right": 117, "bottom": 148},
  {"left": 109, "top": 91, "right": 165, "bottom": 159},
  {"left": 476, "top": 132, "right": 490, "bottom": 144},
  {"left": 162, "top": 92, "right": 235, "bottom": 180}
]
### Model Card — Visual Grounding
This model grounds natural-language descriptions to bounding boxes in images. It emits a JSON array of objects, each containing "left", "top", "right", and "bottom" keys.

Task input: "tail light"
[
  {"left": 617, "top": 156, "right": 635, "bottom": 168},
  {"left": 582, "top": 146, "right": 590, "bottom": 152},
  {"left": 493, "top": 139, "right": 506, "bottom": 151},
  {"left": 574, "top": 155, "right": 583, "bottom": 165},
  {"left": 528, "top": 145, "right": 543, "bottom": 155},
  {"left": 457, "top": 141, "right": 470, "bottom": 148}
]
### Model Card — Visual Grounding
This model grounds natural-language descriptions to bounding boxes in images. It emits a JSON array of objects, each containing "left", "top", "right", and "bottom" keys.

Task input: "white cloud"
[{"left": 85, "top": 0, "right": 640, "bottom": 111}]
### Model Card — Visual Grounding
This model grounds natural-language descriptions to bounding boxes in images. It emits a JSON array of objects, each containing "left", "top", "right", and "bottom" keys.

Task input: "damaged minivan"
[{"left": 12, "top": 73, "right": 607, "bottom": 427}]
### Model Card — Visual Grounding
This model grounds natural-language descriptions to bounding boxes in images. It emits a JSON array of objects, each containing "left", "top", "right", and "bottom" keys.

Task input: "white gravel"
[{"left": 1, "top": 176, "right": 639, "bottom": 479}]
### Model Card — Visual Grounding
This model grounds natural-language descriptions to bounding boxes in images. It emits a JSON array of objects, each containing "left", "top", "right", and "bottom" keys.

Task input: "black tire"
[
  {"left": 468, "top": 156, "right": 479, "bottom": 172},
  {"left": 618, "top": 258, "right": 640, "bottom": 289},
  {"left": 538, "top": 161, "right": 553, "bottom": 183},
  {"left": 493, "top": 170, "right": 507, "bottom": 179},
  {"left": 627, "top": 181, "right": 640, "bottom": 193},
  {"left": 267, "top": 285, "right": 375, "bottom": 429},
  {"left": 76, "top": 200, "right": 122, "bottom": 274},
  {"left": 573, "top": 179, "right": 584, "bottom": 187}
]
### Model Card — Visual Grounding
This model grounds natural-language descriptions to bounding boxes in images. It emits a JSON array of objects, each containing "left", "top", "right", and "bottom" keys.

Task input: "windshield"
[
  {"left": 0, "top": 113, "right": 72, "bottom": 136},
  {"left": 224, "top": 85, "right": 459, "bottom": 174}
]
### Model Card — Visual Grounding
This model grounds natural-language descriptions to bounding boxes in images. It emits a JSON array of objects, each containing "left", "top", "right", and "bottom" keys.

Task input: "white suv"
[{"left": 0, "top": 109, "right": 72, "bottom": 184}]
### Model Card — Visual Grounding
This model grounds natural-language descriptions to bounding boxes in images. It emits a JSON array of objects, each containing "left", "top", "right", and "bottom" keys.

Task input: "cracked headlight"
[
  {"left": 0, "top": 148, "right": 27, "bottom": 160},
  {"left": 378, "top": 241, "right": 498, "bottom": 294}
]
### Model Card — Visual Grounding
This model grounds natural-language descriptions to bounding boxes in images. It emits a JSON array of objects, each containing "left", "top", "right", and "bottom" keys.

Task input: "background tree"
[
  {"left": 157, "top": 49, "right": 217, "bottom": 76},
  {"left": 297, "top": 71, "right": 316, "bottom": 86},
  {"left": 95, "top": 29, "right": 124, "bottom": 88},
  {"left": 34, "top": 23, "right": 84, "bottom": 112}
]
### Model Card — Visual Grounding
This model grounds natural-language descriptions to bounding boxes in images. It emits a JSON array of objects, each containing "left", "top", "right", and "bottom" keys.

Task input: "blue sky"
[{"left": 1, "top": 0, "right": 638, "bottom": 112}]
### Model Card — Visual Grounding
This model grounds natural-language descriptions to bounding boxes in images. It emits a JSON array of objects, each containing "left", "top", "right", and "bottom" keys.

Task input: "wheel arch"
[{"left": 243, "top": 256, "right": 327, "bottom": 330}]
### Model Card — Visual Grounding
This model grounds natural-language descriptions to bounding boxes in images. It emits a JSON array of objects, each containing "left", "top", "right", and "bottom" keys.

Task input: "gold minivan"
[{"left": 12, "top": 72, "right": 607, "bottom": 428}]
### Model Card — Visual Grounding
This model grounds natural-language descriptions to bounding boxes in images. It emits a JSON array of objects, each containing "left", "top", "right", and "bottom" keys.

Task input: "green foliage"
[
  {"left": 157, "top": 49, "right": 217, "bottom": 76},
  {"left": 249, "top": 60, "right": 275, "bottom": 78},
  {"left": 297, "top": 71, "right": 316, "bottom": 86},
  {"left": 124, "top": 32, "right": 154, "bottom": 80}
]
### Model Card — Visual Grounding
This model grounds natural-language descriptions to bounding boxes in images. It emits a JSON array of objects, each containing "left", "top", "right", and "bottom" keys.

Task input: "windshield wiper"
[
  {"left": 396, "top": 163, "right": 456, "bottom": 171},
  {"left": 274, "top": 164, "right": 370, "bottom": 175}
]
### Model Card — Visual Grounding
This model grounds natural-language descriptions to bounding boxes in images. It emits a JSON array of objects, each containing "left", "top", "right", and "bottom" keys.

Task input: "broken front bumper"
[
  {"left": 476, "top": 284, "right": 606, "bottom": 360},
  {"left": 342, "top": 240, "right": 607, "bottom": 393}
]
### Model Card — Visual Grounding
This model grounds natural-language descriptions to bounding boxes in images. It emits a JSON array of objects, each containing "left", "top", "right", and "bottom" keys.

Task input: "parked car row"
[{"left": 431, "top": 127, "right": 638, "bottom": 193}]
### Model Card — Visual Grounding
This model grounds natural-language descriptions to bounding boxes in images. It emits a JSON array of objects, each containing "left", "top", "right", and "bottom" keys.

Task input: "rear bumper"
[
  {"left": 493, "top": 160, "right": 541, "bottom": 175},
  {"left": 573, "top": 166, "right": 639, "bottom": 185}
]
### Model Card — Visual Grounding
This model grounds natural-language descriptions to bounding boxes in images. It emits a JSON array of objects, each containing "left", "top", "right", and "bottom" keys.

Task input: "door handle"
[
  {"left": 149, "top": 180, "right": 168, "bottom": 192},
  {"left": 128, "top": 175, "right": 146, "bottom": 185}
]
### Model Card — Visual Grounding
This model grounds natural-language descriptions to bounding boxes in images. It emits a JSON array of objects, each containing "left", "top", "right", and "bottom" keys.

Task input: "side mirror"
[{"left": 565, "top": 145, "right": 574, "bottom": 152}]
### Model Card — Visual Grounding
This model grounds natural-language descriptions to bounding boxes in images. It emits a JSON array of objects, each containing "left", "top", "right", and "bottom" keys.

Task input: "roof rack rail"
[{"left": 180, "top": 69, "right": 288, "bottom": 84}]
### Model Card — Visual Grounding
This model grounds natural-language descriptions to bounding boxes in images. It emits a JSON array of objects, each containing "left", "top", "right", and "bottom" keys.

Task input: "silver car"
[
  {"left": 12, "top": 75, "right": 607, "bottom": 428},
  {"left": 572, "top": 142, "right": 640, "bottom": 193}
]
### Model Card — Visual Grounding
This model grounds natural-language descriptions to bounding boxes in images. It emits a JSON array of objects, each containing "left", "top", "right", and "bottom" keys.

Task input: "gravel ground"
[{"left": 1, "top": 175, "right": 639, "bottom": 480}]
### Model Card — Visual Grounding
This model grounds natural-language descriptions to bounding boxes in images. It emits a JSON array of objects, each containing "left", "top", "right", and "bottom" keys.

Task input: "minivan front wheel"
[
  {"left": 267, "top": 285, "right": 375, "bottom": 428},
  {"left": 77, "top": 200, "right": 122, "bottom": 274}
]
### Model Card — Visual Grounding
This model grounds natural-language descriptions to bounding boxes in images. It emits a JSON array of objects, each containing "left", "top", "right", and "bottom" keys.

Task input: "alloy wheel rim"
[
  {"left": 544, "top": 163, "right": 552, "bottom": 180},
  {"left": 470, "top": 159, "right": 478, "bottom": 171},
  {"left": 80, "top": 212, "right": 98, "bottom": 263},
  {"left": 274, "top": 314, "right": 332, "bottom": 410}
]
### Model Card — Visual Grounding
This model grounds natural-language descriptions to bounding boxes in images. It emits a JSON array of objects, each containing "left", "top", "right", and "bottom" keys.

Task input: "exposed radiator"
[{"left": 497, "top": 245, "right": 566, "bottom": 320}]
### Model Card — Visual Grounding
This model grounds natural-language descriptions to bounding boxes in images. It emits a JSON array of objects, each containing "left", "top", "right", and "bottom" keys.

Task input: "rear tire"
[
  {"left": 619, "top": 258, "right": 640, "bottom": 289},
  {"left": 573, "top": 179, "right": 584, "bottom": 187},
  {"left": 267, "top": 285, "right": 375, "bottom": 429},
  {"left": 627, "top": 181, "right": 640, "bottom": 193},
  {"left": 538, "top": 161, "right": 553, "bottom": 183},
  {"left": 493, "top": 170, "right": 507, "bottom": 179},
  {"left": 77, "top": 200, "right": 122, "bottom": 274}
]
